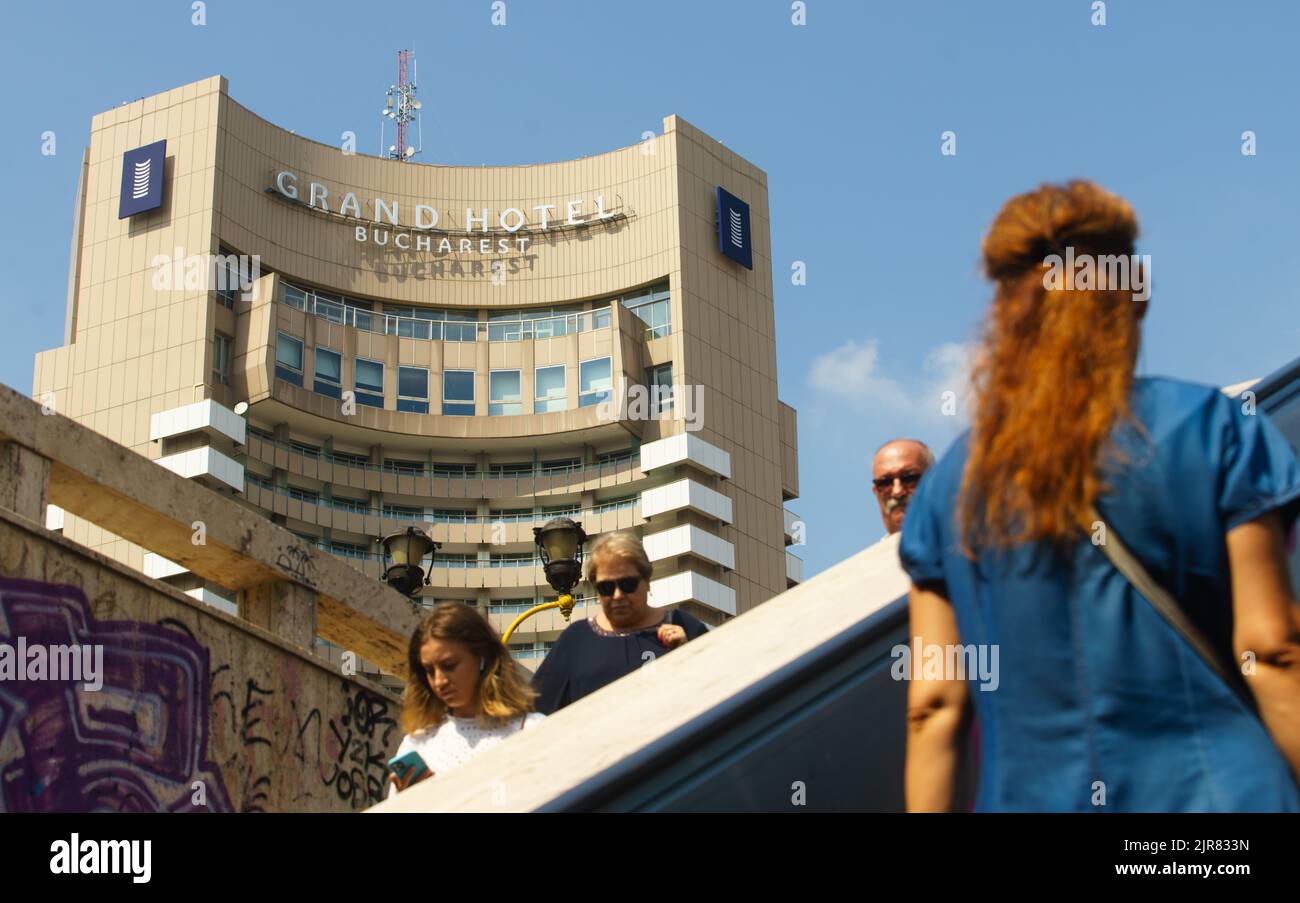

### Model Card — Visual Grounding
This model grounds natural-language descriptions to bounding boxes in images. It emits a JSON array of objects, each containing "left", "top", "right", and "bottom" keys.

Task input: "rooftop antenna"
[{"left": 380, "top": 49, "right": 422, "bottom": 162}]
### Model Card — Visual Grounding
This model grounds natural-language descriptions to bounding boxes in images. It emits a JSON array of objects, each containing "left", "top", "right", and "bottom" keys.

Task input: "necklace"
[{"left": 591, "top": 613, "right": 665, "bottom": 637}]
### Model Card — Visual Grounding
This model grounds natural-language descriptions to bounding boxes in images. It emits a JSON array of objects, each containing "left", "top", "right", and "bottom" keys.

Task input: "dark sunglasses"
[
  {"left": 595, "top": 576, "right": 642, "bottom": 597},
  {"left": 872, "top": 471, "right": 922, "bottom": 493}
]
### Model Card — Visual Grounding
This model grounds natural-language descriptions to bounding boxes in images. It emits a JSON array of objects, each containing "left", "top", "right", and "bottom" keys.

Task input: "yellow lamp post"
[{"left": 502, "top": 517, "right": 588, "bottom": 643}]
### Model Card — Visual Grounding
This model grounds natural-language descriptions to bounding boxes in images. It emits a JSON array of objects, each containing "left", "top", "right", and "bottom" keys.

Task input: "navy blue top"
[
  {"left": 899, "top": 376, "right": 1300, "bottom": 812},
  {"left": 532, "top": 607, "right": 709, "bottom": 715}
]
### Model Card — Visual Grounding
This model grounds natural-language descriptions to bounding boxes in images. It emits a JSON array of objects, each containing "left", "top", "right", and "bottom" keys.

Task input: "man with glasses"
[{"left": 871, "top": 439, "right": 935, "bottom": 536}]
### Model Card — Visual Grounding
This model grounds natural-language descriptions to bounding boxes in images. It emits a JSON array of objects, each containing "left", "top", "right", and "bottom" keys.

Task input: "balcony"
[
  {"left": 786, "top": 551, "right": 803, "bottom": 586},
  {"left": 243, "top": 480, "right": 641, "bottom": 544},
  {"left": 640, "top": 479, "right": 733, "bottom": 524},
  {"left": 648, "top": 570, "right": 737, "bottom": 616},
  {"left": 283, "top": 282, "right": 613, "bottom": 343},
  {"left": 640, "top": 433, "right": 732, "bottom": 480},
  {"left": 156, "top": 446, "right": 244, "bottom": 493},
  {"left": 149, "top": 399, "right": 247, "bottom": 447},
  {"left": 783, "top": 508, "right": 802, "bottom": 545},
  {"left": 244, "top": 432, "right": 647, "bottom": 498},
  {"left": 643, "top": 524, "right": 735, "bottom": 571}
]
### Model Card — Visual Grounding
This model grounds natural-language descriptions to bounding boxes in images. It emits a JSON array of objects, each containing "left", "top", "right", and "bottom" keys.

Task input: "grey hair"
[
  {"left": 584, "top": 530, "right": 654, "bottom": 584},
  {"left": 872, "top": 438, "right": 934, "bottom": 470}
]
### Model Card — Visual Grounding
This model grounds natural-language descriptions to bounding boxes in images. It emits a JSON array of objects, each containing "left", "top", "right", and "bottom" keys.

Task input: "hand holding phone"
[{"left": 388, "top": 750, "right": 432, "bottom": 792}]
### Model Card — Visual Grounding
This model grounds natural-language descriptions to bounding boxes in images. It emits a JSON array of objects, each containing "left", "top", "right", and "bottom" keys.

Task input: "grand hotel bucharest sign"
[{"left": 271, "top": 170, "right": 620, "bottom": 255}]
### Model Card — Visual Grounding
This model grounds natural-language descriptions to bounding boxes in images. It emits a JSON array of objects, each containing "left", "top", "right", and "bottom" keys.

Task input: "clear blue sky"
[{"left": 3, "top": 1, "right": 1298, "bottom": 579}]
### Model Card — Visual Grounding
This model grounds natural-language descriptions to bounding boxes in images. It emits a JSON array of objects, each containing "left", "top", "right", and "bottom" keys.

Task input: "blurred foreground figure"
[{"left": 900, "top": 180, "right": 1300, "bottom": 812}]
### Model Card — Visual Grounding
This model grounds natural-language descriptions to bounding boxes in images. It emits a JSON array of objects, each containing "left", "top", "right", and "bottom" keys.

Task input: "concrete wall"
[{"left": 0, "top": 505, "right": 401, "bottom": 813}]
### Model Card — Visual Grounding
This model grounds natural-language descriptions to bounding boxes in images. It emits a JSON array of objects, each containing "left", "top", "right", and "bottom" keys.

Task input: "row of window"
[
  {"left": 246, "top": 427, "right": 638, "bottom": 477},
  {"left": 248, "top": 474, "right": 637, "bottom": 522},
  {"left": 282, "top": 279, "right": 666, "bottom": 344},
  {"left": 275, "top": 332, "right": 620, "bottom": 415}
]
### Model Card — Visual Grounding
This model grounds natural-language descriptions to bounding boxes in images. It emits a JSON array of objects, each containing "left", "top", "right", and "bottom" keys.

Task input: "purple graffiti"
[{"left": 0, "top": 577, "right": 233, "bottom": 812}]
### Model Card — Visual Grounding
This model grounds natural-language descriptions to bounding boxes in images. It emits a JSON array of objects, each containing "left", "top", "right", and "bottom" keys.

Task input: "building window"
[
  {"left": 384, "top": 458, "right": 425, "bottom": 476},
  {"left": 289, "top": 439, "right": 320, "bottom": 458},
  {"left": 283, "top": 283, "right": 309, "bottom": 311},
  {"left": 597, "top": 447, "right": 635, "bottom": 466},
  {"left": 579, "top": 357, "right": 613, "bottom": 408},
  {"left": 314, "top": 348, "right": 342, "bottom": 399},
  {"left": 429, "top": 508, "right": 474, "bottom": 523},
  {"left": 535, "top": 365, "right": 566, "bottom": 413},
  {"left": 489, "top": 462, "right": 533, "bottom": 478},
  {"left": 329, "top": 450, "right": 370, "bottom": 469},
  {"left": 330, "top": 494, "right": 369, "bottom": 515},
  {"left": 384, "top": 306, "right": 477, "bottom": 341},
  {"left": 432, "top": 462, "right": 474, "bottom": 478},
  {"left": 212, "top": 333, "right": 232, "bottom": 385},
  {"left": 538, "top": 457, "right": 581, "bottom": 475},
  {"left": 383, "top": 503, "right": 425, "bottom": 521},
  {"left": 489, "top": 370, "right": 521, "bottom": 416},
  {"left": 355, "top": 358, "right": 384, "bottom": 408},
  {"left": 646, "top": 363, "right": 674, "bottom": 415},
  {"left": 246, "top": 472, "right": 274, "bottom": 492},
  {"left": 490, "top": 552, "right": 538, "bottom": 568},
  {"left": 625, "top": 283, "right": 672, "bottom": 340},
  {"left": 397, "top": 366, "right": 429, "bottom": 414},
  {"left": 443, "top": 370, "right": 475, "bottom": 416},
  {"left": 286, "top": 485, "right": 320, "bottom": 506},
  {"left": 488, "top": 305, "right": 589, "bottom": 342},
  {"left": 275, "top": 333, "right": 303, "bottom": 386},
  {"left": 215, "top": 255, "right": 245, "bottom": 309}
]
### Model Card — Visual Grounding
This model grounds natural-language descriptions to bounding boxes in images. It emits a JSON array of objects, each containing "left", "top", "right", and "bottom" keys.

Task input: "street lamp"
[
  {"left": 381, "top": 526, "right": 440, "bottom": 597},
  {"left": 501, "top": 518, "right": 588, "bottom": 643}
]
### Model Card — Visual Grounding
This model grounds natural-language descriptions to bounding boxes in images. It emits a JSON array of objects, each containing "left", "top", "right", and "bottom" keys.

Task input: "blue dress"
[{"left": 899, "top": 376, "right": 1300, "bottom": 812}]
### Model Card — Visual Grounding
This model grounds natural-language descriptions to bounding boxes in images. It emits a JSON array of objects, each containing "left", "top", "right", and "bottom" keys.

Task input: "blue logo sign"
[
  {"left": 716, "top": 186, "right": 752, "bottom": 270},
  {"left": 118, "top": 140, "right": 167, "bottom": 219}
]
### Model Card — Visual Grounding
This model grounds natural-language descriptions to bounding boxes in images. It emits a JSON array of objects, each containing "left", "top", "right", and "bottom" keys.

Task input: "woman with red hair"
[{"left": 900, "top": 180, "right": 1300, "bottom": 812}]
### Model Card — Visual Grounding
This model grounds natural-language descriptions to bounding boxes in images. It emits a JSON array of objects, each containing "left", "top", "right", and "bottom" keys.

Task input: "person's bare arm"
[
  {"left": 904, "top": 582, "right": 970, "bottom": 812},
  {"left": 1226, "top": 511, "right": 1300, "bottom": 780}
]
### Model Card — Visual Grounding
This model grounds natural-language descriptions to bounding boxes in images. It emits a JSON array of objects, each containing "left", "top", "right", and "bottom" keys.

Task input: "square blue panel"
[
  {"left": 716, "top": 186, "right": 753, "bottom": 270},
  {"left": 118, "top": 140, "right": 167, "bottom": 218}
]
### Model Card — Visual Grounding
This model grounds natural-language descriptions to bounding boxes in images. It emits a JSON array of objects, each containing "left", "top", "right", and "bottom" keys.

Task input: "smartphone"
[{"left": 388, "top": 750, "right": 430, "bottom": 787}]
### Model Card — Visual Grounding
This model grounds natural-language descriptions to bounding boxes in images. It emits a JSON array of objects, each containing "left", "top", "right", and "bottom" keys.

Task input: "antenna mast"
[{"left": 381, "top": 49, "right": 422, "bottom": 162}]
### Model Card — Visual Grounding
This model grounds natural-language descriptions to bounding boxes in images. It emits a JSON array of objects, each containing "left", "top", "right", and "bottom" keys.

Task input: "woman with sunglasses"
[{"left": 531, "top": 530, "right": 709, "bottom": 714}]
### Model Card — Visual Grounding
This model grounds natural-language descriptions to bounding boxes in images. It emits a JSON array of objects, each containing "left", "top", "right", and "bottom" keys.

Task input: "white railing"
[{"left": 282, "top": 283, "right": 612, "bottom": 342}]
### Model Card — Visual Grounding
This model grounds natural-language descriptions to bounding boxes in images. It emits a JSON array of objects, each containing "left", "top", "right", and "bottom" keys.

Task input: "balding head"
[{"left": 871, "top": 439, "right": 934, "bottom": 535}]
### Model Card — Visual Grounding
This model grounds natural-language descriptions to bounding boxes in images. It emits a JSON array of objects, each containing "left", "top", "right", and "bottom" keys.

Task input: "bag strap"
[{"left": 1088, "top": 507, "right": 1255, "bottom": 710}]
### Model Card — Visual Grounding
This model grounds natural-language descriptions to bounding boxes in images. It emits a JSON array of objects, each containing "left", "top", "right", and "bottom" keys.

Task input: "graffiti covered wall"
[{"left": 0, "top": 514, "right": 401, "bottom": 813}]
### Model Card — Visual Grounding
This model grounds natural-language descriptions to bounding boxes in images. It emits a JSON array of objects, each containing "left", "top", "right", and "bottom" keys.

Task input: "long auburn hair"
[
  {"left": 957, "top": 180, "right": 1145, "bottom": 556},
  {"left": 400, "top": 602, "right": 537, "bottom": 735}
]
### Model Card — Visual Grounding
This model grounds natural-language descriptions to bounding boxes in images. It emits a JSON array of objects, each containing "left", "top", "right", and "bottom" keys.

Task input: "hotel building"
[{"left": 32, "top": 75, "right": 801, "bottom": 669}]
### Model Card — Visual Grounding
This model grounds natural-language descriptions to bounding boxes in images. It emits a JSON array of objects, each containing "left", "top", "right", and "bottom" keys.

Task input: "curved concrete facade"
[{"left": 34, "top": 75, "right": 800, "bottom": 665}]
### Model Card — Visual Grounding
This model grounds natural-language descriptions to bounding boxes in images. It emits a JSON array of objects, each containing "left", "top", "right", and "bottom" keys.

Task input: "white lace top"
[{"left": 387, "top": 712, "right": 545, "bottom": 798}]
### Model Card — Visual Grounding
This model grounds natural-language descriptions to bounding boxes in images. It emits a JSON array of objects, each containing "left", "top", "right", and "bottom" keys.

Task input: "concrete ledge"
[{"left": 0, "top": 382, "right": 419, "bottom": 675}]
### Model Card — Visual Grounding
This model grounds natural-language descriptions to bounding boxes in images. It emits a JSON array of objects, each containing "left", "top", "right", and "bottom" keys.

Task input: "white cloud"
[{"left": 807, "top": 338, "right": 973, "bottom": 424}]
